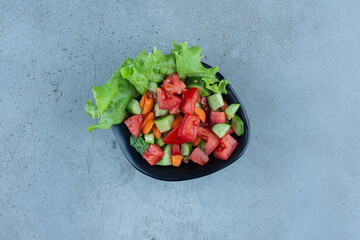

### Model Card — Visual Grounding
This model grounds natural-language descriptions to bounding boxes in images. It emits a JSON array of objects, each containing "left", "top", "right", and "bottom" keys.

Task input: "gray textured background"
[{"left": 1, "top": 0, "right": 360, "bottom": 239}]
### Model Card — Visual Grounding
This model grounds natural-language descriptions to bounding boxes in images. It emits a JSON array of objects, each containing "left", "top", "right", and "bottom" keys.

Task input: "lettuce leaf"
[
  {"left": 203, "top": 78, "right": 231, "bottom": 94},
  {"left": 172, "top": 42, "right": 231, "bottom": 94},
  {"left": 85, "top": 66, "right": 139, "bottom": 133},
  {"left": 172, "top": 41, "right": 219, "bottom": 79},
  {"left": 85, "top": 42, "right": 231, "bottom": 132},
  {"left": 120, "top": 48, "right": 176, "bottom": 94}
]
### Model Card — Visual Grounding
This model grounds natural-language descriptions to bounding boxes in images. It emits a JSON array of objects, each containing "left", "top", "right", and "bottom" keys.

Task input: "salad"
[{"left": 85, "top": 42, "right": 245, "bottom": 167}]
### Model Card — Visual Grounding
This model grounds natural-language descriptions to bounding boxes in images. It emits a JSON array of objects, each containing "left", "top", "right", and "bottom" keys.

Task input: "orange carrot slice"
[
  {"left": 142, "top": 97, "right": 154, "bottom": 115},
  {"left": 194, "top": 107, "right": 206, "bottom": 124},
  {"left": 171, "top": 155, "right": 183, "bottom": 167},
  {"left": 142, "top": 119, "right": 155, "bottom": 135},
  {"left": 142, "top": 112, "right": 155, "bottom": 130},
  {"left": 140, "top": 94, "right": 147, "bottom": 109},
  {"left": 153, "top": 125, "right": 162, "bottom": 139},
  {"left": 171, "top": 114, "right": 184, "bottom": 129}
]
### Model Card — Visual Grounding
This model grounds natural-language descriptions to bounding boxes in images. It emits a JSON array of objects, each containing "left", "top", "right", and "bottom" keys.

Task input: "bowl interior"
[{"left": 112, "top": 62, "right": 250, "bottom": 181}]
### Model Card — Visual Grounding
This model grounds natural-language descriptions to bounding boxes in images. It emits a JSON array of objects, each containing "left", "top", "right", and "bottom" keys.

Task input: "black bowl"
[{"left": 112, "top": 62, "right": 250, "bottom": 181}]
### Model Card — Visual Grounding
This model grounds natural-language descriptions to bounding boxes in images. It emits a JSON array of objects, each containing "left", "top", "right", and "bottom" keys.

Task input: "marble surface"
[{"left": 1, "top": 0, "right": 360, "bottom": 239}]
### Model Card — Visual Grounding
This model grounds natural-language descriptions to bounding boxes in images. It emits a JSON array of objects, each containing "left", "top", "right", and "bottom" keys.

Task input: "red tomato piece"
[
  {"left": 161, "top": 72, "right": 186, "bottom": 95},
  {"left": 197, "top": 127, "right": 220, "bottom": 154},
  {"left": 156, "top": 88, "right": 181, "bottom": 110},
  {"left": 142, "top": 144, "right": 165, "bottom": 166},
  {"left": 169, "top": 103, "right": 181, "bottom": 115},
  {"left": 163, "top": 124, "right": 187, "bottom": 144},
  {"left": 189, "top": 147, "right": 209, "bottom": 166},
  {"left": 171, "top": 144, "right": 181, "bottom": 155},
  {"left": 214, "top": 134, "right": 239, "bottom": 160},
  {"left": 181, "top": 88, "right": 200, "bottom": 114},
  {"left": 209, "top": 111, "right": 226, "bottom": 123},
  {"left": 178, "top": 114, "right": 200, "bottom": 142},
  {"left": 124, "top": 114, "right": 143, "bottom": 138}
]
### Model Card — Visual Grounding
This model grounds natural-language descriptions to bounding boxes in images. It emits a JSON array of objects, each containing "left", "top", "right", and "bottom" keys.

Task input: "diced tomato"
[
  {"left": 209, "top": 111, "right": 226, "bottom": 123},
  {"left": 142, "top": 144, "right": 164, "bottom": 166},
  {"left": 214, "top": 134, "right": 238, "bottom": 160},
  {"left": 197, "top": 127, "right": 220, "bottom": 154},
  {"left": 124, "top": 114, "right": 143, "bottom": 138},
  {"left": 226, "top": 128, "right": 235, "bottom": 135},
  {"left": 169, "top": 104, "right": 181, "bottom": 115},
  {"left": 181, "top": 88, "right": 200, "bottom": 114},
  {"left": 189, "top": 147, "right": 209, "bottom": 166},
  {"left": 163, "top": 124, "right": 187, "bottom": 144},
  {"left": 178, "top": 114, "right": 200, "bottom": 142},
  {"left": 156, "top": 88, "right": 181, "bottom": 110},
  {"left": 171, "top": 144, "right": 181, "bottom": 155},
  {"left": 161, "top": 72, "right": 186, "bottom": 95}
]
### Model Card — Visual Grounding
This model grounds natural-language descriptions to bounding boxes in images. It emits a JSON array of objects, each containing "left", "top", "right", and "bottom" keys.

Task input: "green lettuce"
[
  {"left": 172, "top": 42, "right": 231, "bottom": 94},
  {"left": 120, "top": 48, "right": 176, "bottom": 94},
  {"left": 85, "top": 42, "right": 231, "bottom": 132},
  {"left": 202, "top": 78, "right": 231, "bottom": 94},
  {"left": 172, "top": 42, "right": 219, "bottom": 79},
  {"left": 85, "top": 66, "right": 139, "bottom": 133}
]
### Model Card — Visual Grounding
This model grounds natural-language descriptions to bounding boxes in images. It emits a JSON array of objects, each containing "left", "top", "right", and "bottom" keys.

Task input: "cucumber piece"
[
  {"left": 154, "top": 115, "right": 175, "bottom": 133},
  {"left": 144, "top": 133, "right": 155, "bottom": 144},
  {"left": 231, "top": 115, "right": 244, "bottom": 136},
  {"left": 198, "top": 140, "right": 206, "bottom": 150},
  {"left": 207, "top": 93, "right": 224, "bottom": 111},
  {"left": 181, "top": 142, "right": 193, "bottom": 156},
  {"left": 212, "top": 123, "right": 231, "bottom": 138},
  {"left": 130, "top": 136, "right": 149, "bottom": 155},
  {"left": 225, "top": 103, "right": 240, "bottom": 120},
  {"left": 130, "top": 135, "right": 137, "bottom": 145},
  {"left": 156, "top": 144, "right": 171, "bottom": 166},
  {"left": 126, "top": 99, "right": 142, "bottom": 115},
  {"left": 186, "top": 78, "right": 212, "bottom": 97},
  {"left": 156, "top": 137, "right": 165, "bottom": 147},
  {"left": 148, "top": 82, "right": 158, "bottom": 93},
  {"left": 195, "top": 102, "right": 202, "bottom": 108},
  {"left": 154, "top": 102, "right": 169, "bottom": 117}
]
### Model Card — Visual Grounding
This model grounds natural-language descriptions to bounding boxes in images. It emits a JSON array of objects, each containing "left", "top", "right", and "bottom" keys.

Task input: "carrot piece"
[
  {"left": 140, "top": 94, "right": 147, "bottom": 109},
  {"left": 171, "top": 114, "right": 184, "bottom": 129},
  {"left": 171, "top": 155, "right": 183, "bottom": 167},
  {"left": 142, "top": 112, "right": 155, "bottom": 130},
  {"left": 142, "top": 97, "right": 154, "bottom": 115},
  {"left": 153, "top": 125, "right": 162, "bottom": 139},
  {"left": 220, "top": 100, "right": 228, "bottom": 112},
  {"left": 142, "top": 119, "right": 155, "bottom": 135},
  {"left": 195, "top": 107, "right": 206, "bottom": 124},
  {"left": 192, "top": 137, "right": 202, "bottom": 147}
]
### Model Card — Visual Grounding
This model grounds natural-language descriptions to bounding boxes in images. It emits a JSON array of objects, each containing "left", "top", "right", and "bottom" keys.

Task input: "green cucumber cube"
[
  {"left": 154, "top": 115, "right": 175, "bottom": 133},
  {"left": 231, "top": 115, "right": 244, "bottom": 136},
  {"left": 156, "top": 144, "right": 171, "bottom": 166},
  {"left": 126, "top": 99, "right": 142, "bottom": 115},
  {"left": 212, "top": 123, "right": 231, "bottom": 138},
  {"left": 144, "top": 133, "right": 155, "bottom": 144},
  {"left": 154, "top": 103, "right": 169, "bottom": 117},
  {"left": 225, "top": 103, "right": 240, "bottom": 120},
  {"left": 207, "top": 93, "right": 224, "bottom": 110}
]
